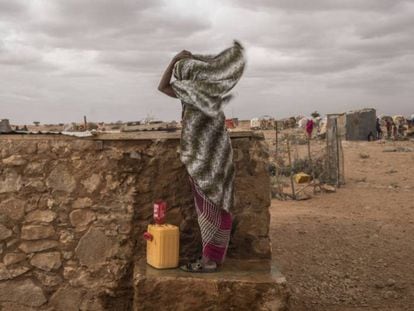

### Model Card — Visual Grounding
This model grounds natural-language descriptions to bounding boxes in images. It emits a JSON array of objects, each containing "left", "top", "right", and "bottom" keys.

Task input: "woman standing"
[{"left": 158, "top": 41, "right": 245, "bottom": 272}]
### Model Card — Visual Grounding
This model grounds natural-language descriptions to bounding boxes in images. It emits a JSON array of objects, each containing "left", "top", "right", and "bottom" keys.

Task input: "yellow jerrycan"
[{"left": 143, "top": 201, "right": 179, "bottom": 269}]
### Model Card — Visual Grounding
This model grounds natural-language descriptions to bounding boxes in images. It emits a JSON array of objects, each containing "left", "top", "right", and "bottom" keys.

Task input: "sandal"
[{"left": 179, "top": 261, "right": 217, "bottom": 273}]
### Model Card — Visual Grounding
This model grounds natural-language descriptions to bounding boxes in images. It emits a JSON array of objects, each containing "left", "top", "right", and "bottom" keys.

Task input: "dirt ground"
[{"left": 269, "top": 137, "right": 414, "bottom": 310}]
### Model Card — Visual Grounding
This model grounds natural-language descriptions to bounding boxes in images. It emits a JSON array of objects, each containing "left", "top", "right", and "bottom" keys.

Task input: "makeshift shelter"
[
  {"left": 345, "top": 108, "right": 376, "bottom": 140},
  {"left": 0, "top": 119, "right": 12, "bottom": 133},
  {"left": 326, "top": 108, "right": 376, "bottom": 141}
]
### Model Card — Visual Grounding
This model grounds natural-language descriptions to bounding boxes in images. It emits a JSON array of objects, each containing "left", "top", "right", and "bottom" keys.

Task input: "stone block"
[
  {"left": 50, "top": 286, "right": 84, "bottom": 311},
  {"left": 0, "top": 198, "right": 25, "bottom": 220},
  {"left": 81, "top": 173, "right": 102, "bottom": 193},
  {"left": 3, "top": 253, "right": 26, "bottom": 266},
  {"left": 0, "top": 263, "right": 10, "bottom": 280},
  {"left": 37, "top": 141, "right": 51, "bottom": 153},
  {"left": 3, "top": 266, "right": 31, "bottom": 279},
  {"left": 2, "top": 155, "right": 27, "bottom": 166},
  {"left": 30, "top": 251, "right": 62, "bottom": 271},
  {"left": 24, "top": 161, "right": 45, "bottom": 175},
  {"left": 75, "top": 227, "right": 116, "bottom": 268},
  {"left": 25, "top": 179, "right": 47, "bottom": 192},
  {"left": 34, "top": 270, "right": 63, "bottom": 287},
  {"left": 59, "top": 229, "right": 75, "bottom": 244},
  {"left": 80, "top": 291, "right": 106, "bottom": 311},
  {"left": 46, "top": 164, "right": 76, "bottom": 193},
  {"left": 0, "top": 170, "right": 22, "bottom": 194},
  {"left": 69, "top": 209, "right": 96, "bottom": 229},
  {"left": 105, "top": 174, "right": 121, "bottom": 191},
  {"left": 0, "top": 303, "right": 38, "bottom": 311},
  {"left": 133, "top": 259, "right": 289, "bottom": 311},
  {"left": 25, "top": 209, "right": 57, "bottom": 223},
  {"left": 0, "top": 279, "right": 47, "bottom": 307},
  {"left": 0, "top": 224, "right": 12, "bottom": 241},
  {"left": 235, "top": 212, "right": 270, "bottom": 237},
  {"left": 19, "top": 240, "right": 59, "bottom": 253},
  {"left": 6, "top": 238, "right": 19, "bottom": 248},
  {"left": 73, "top": 197, "right": 93, "bottom": 209},
  {"left": 21, "top": 224, "right": 55, "bottom": 240}
]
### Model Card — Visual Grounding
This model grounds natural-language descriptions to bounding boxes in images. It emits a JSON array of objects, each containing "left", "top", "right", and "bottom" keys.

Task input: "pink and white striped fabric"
[{"left": 189, "top": 176, "right": 232, "bottom": 264}]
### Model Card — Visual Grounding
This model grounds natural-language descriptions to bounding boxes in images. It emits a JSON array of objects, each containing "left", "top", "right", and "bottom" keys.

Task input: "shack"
[
  {"left": 0, "top": 119, "right": 12, "bottom": 133},
  {"left": 345, "top": 108, "right": 376, "bottom": 140},
  {"left": 326, "top": 108, "right": 376, "bottom": 141}
]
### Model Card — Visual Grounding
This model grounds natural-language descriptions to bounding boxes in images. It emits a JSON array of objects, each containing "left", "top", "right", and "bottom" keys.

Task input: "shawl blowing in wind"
[{"left": 171, "top": 41, "right": 245, "bottom": 213}]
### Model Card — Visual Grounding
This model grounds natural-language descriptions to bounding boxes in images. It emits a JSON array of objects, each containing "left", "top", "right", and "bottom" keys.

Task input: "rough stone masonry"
[{"left": 0, "top": 132, "right": 274, "bottom": 310}]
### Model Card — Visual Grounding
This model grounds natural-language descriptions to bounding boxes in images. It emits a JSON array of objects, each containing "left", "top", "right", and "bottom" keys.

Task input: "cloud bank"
[{"left": 0, "top": 0, "right": 413, "bottom": 124}]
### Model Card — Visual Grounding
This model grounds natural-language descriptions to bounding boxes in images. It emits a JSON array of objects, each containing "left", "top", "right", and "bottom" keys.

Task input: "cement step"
[{"left": 133, "top": 259, "right": 290, "bottom": 311}]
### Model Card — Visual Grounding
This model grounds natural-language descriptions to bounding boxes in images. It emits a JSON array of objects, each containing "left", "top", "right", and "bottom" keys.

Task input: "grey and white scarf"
[{"left": 171, "top": 41, "right": 245, "bottom": 212}]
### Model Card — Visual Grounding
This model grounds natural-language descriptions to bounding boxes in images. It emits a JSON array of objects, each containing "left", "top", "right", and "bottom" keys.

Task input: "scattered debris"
[
  {"left": 389, "top": 183, "right": 399, "bottom": 189},
  {"left": 296, "top": 193, "right": 312, "bottom": 201},
  {"left": 355, "top": 177, "right": 367, "bottom": 183},
  {"left": 385, "top": 169, "right": 398, "bottom": 174},
  {"left": 294, "top": 172, "right": 312, "bottom": 184},
  {"left": 359, "top": 152, "right": 370, "bottom": 159},
  {"left": 321, "top": 184, "right": 336, "bottom": 193},
  {"left": 383, "top": 147, "right": 413, "bottom": 152}
]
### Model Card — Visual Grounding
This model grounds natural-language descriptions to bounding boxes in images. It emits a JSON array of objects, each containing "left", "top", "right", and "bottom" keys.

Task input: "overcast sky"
[{"left": 1, "top": 0, "right": 413, "bottom": 124}]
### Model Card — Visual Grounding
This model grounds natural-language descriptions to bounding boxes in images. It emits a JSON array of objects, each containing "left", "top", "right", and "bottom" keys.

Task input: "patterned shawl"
[{"left": 171, "top": 41, "right": 245, "bottom": 212}]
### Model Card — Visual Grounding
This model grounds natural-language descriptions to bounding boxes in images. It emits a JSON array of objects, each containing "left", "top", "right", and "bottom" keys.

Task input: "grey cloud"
[
  {"left": 0, "top": 0, "right": 26, "bottom": 16},
  {"left": 0, "top": 0, "right": 413, "bottom": 124},
  {"left": 255, "top": 56, "right": 362, "bottom": 75},
  {"left": 97, "top": 50, "right": 167, "bottom": 72},
  {"left": 327, "top": 74, "right": 414, "bottom": 93},
  {"left": 359, "top": 17, "right": 414, "bottom": 39},
  {"left": 0, "top": 46, "right": 56, "bottom": 72},
  {"left": 0, "top": 51, "right": 40, "bottom": 66},
  {"left": 345, "top": 34, "right": 414, "bottom": 59},
  {"left": 25, "top": 1, "right": 210, "bottom": 52},
  {"left": 232, "top": 0, "right": 408, "bottom": 12}
]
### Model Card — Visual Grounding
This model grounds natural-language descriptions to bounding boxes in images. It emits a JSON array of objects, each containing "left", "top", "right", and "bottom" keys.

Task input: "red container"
[
  {"left": 225, "top": 119, "right": 235, "bottom": 129},
  {"left": 153, "top": 200, "right": 167, "bottom": 225}
]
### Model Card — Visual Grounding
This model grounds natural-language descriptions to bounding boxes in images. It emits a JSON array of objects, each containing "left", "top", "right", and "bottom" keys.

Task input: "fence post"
[
  {"left": 287, "top": 138, "right": 296, "bottom": 200},
  {"left": 307, "top": 136, "right": 317, "bottom": 193},
  {"left": 274, "top": 120, "right": 278, "bottom": 160}
]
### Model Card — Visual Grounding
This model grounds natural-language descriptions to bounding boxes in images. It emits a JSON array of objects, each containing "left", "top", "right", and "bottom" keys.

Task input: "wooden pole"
[
  {"left": 274, "top": 120, "right": 282, "bottom": 197},
  {"left": 274, "top": 120, "right": 278, "bottom": 160},
  {"left": 287, "top": 138, "right": 296, "bottom": 200},
  {"left": 335, "top": 118, "right": 341, "bottom": 188},
  {"left": 83, "top": 115, "right": 87, "bottom": 131},
  {"left": 307, "top": 135, "right": 317, "bottom": 194}
]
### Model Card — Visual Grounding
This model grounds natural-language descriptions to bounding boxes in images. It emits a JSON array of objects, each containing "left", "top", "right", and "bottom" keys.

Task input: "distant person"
[
  {"left": 398, "top": 123, "right": 405, "bottom": 137},
  {"left": 367, "top": 131, "right": 374, "bottom": 141},
  {"left": 376, "top": 118, "right": 382, "bottom": 140},
  {"left": 305, "top": 119, "right": 314, "bottom": 138},
  {"left": 392, "top": 122, "right": 398, "bottom": 139},
  {"left": 385, "top": 120, "right": 392, "bottom": 139},
  {"left": 158, "top": 41, "right": 245, "bottom": 272}
]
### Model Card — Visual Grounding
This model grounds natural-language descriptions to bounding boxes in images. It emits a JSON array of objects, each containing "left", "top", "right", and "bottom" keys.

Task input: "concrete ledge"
[
  {"left": 133, "top": 259, "right": 290, "bottom": 311},
  {"left": 0, "top": 130, "right": 263, "bottom": 141},
  {"left": 90, "top": 130, "right": 263, "bottom": 141}
]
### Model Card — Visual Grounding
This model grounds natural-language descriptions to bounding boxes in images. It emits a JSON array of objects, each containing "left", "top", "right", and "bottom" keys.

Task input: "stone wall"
[{"left": 0, "top": 133, "right": 271, "bottom": 310}]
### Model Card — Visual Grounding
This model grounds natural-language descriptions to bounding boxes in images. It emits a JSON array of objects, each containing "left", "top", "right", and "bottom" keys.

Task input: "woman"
[{"left": 158, "top": 41, "right": 245, "bottom": 272}]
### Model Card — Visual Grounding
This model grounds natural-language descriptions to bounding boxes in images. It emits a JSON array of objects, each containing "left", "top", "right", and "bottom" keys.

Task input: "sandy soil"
[{"left": 270, "top": 138, "right": 414, "bottom": 311}]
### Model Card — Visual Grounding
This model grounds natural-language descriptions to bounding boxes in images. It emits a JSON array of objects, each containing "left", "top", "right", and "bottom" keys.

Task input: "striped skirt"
[{"left": 189, "top": 176, "right": 232, "bottom": 264}]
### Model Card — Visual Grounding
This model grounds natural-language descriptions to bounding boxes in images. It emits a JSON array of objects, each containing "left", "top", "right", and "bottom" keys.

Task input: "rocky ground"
[{"left": 269, "top": 138, "right": 414, "bottom": 310}]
